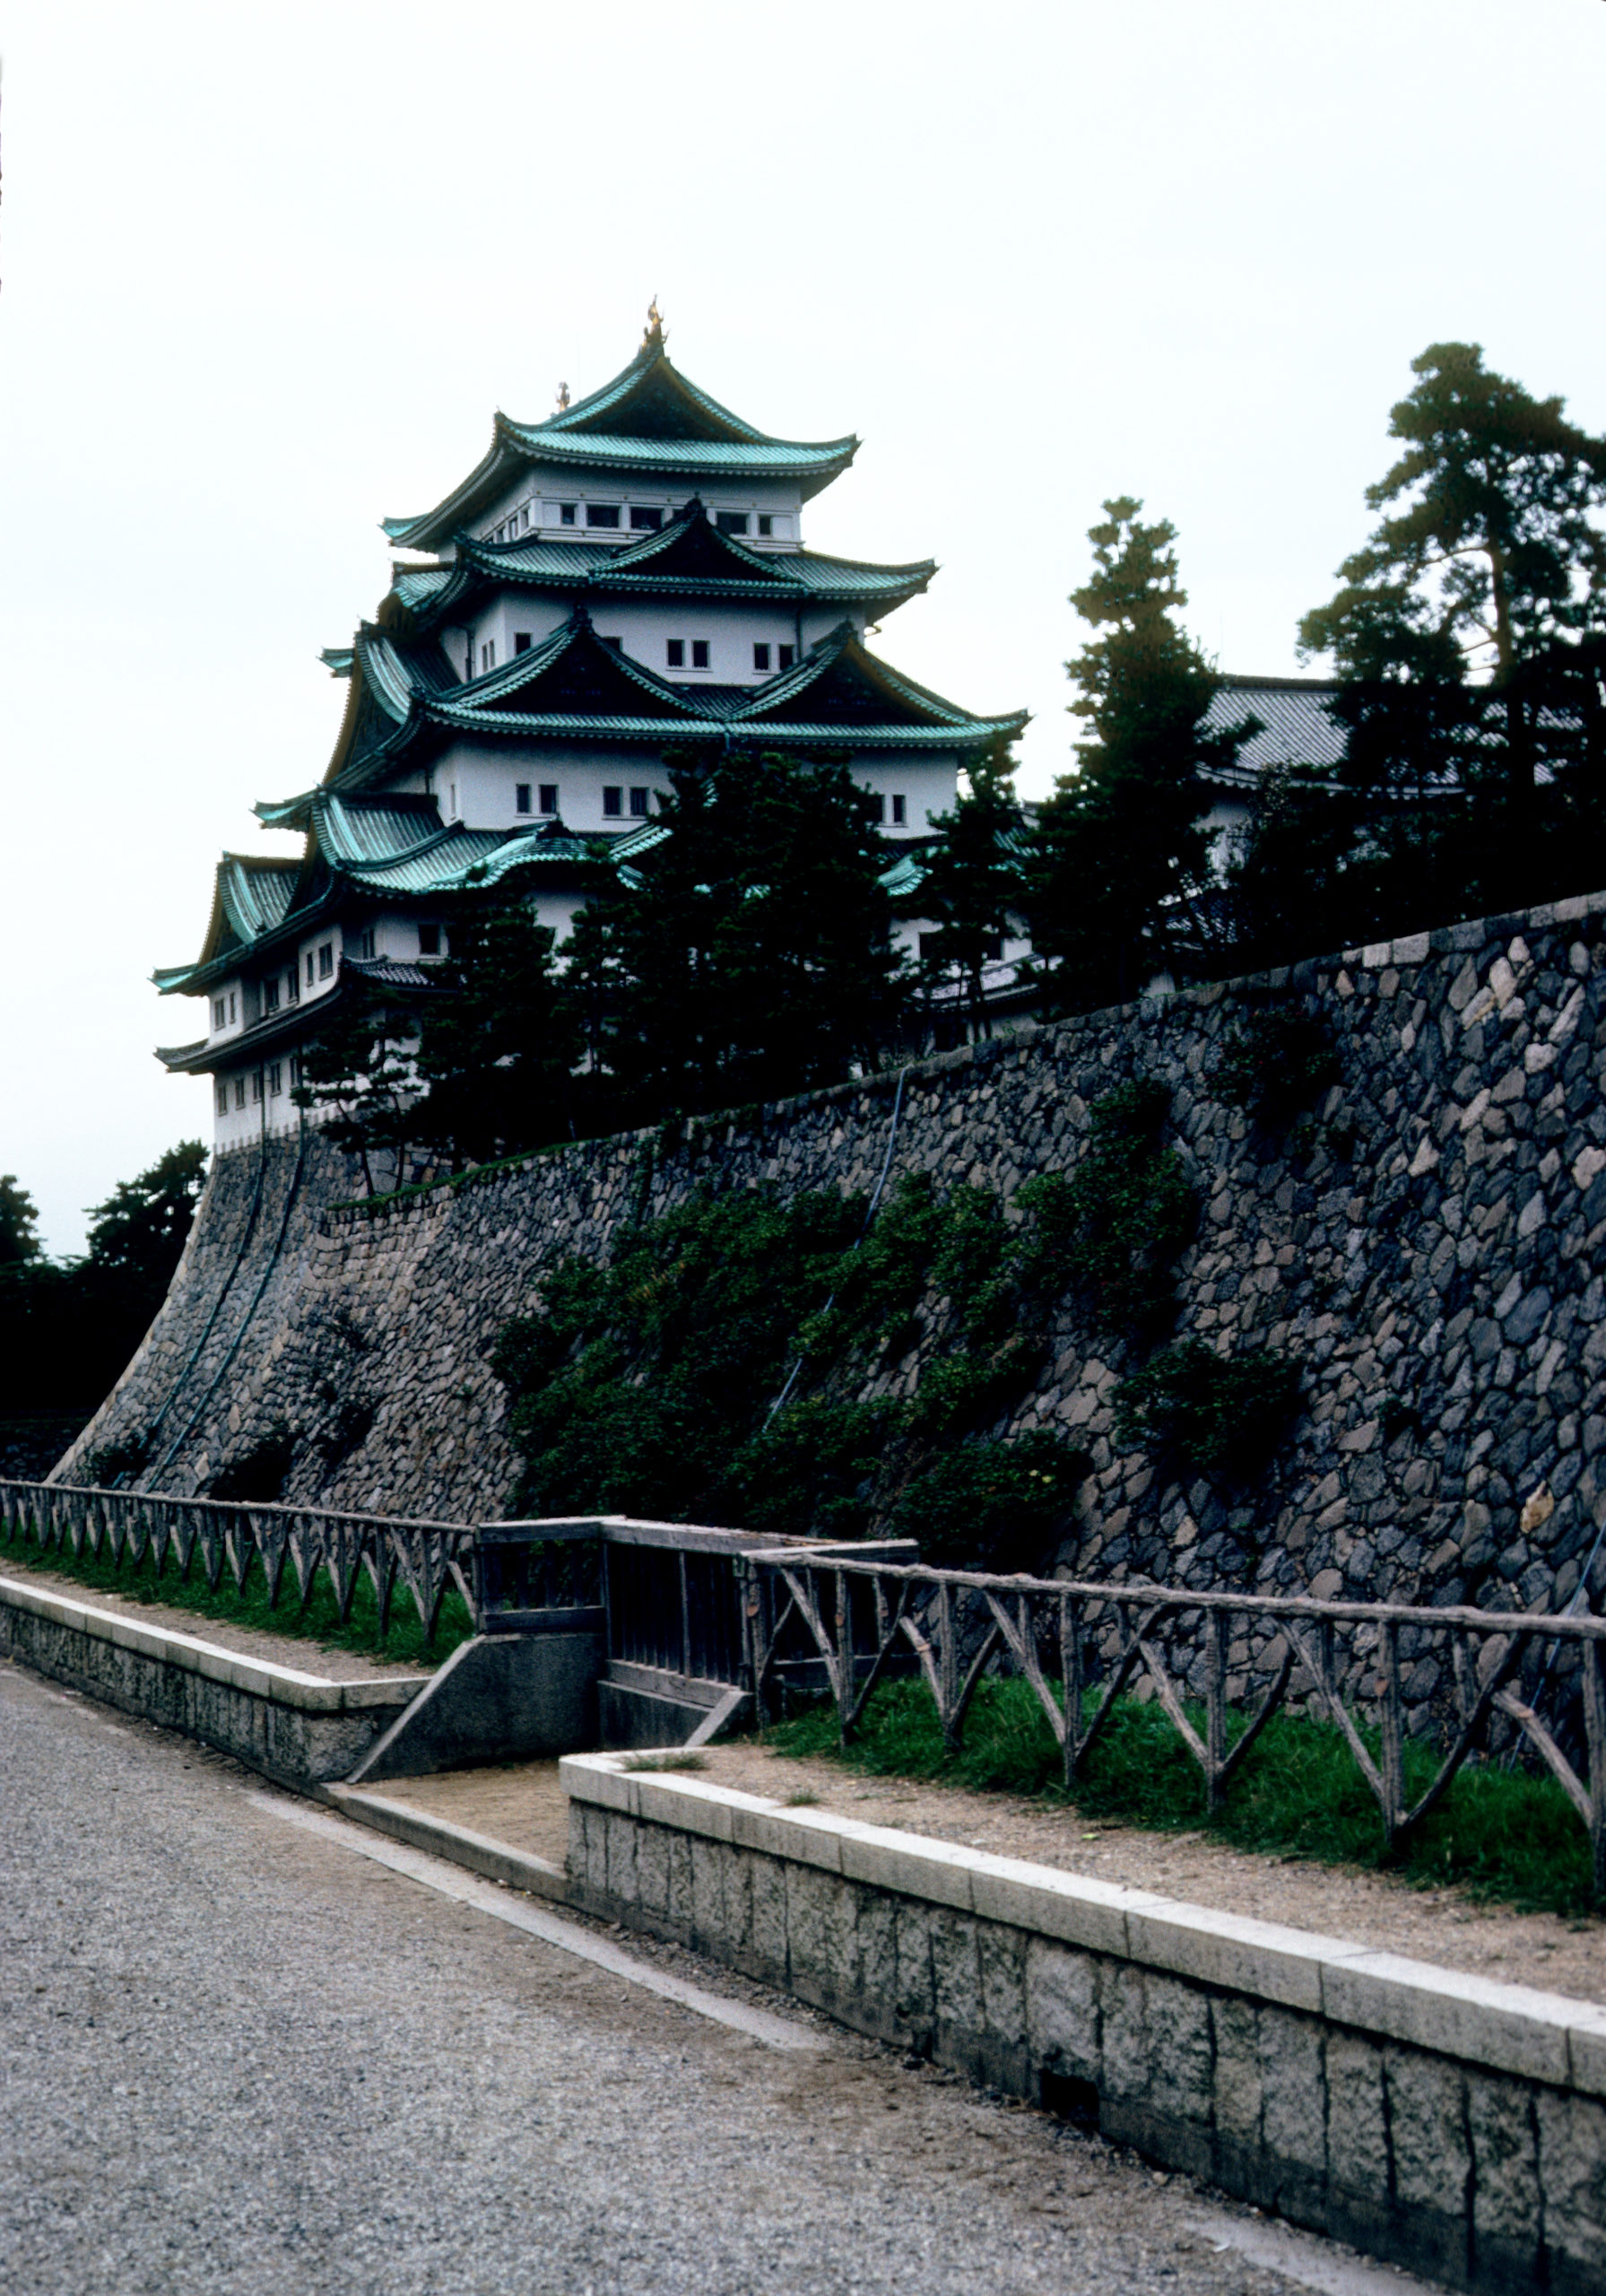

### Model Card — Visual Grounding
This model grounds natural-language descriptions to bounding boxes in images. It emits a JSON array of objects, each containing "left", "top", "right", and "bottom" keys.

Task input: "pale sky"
[{"left": 2, "top": 0, "right": 1603, "bottom": 1255}]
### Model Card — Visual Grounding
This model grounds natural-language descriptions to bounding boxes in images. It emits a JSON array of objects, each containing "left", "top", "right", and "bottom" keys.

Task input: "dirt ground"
[{"left": 0, "top": 1556, "right": 430, "bottom": 1683}]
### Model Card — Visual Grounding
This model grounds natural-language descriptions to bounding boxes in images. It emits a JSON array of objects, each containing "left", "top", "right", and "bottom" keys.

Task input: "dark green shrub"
[
  {"left": 208, "top": 1423, "right": 295, "bottom": 1503},
  {"left": 891, "top": 1431, "right": 1088, "bottom": 1570},
  {"left": 1113, "top": 1338, "right": 1300, "bottom": 1475},
  {"left": 1211, "top": 1005, "right": 1338, "bottom": 1126},
  {"left": 1057, "top": 1080, "right": 1194, "bottom": 1335}
]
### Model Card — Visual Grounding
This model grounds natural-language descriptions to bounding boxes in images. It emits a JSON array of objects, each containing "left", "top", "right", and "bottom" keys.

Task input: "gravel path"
[
  {"left": 0, "top": 1658, "right": 1410, "bottom": 2296},
  {"left": 698, "top": 1741, "right": 1606, "bottom": 2005},
  {"left": 0, "top": 1556, "right": 431, "bottom": 1683}
]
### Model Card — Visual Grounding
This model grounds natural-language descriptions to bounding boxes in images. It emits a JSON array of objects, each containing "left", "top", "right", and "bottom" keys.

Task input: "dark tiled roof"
[{"left": 1203, "top": 676, "right": 1345, "bottom": 787}]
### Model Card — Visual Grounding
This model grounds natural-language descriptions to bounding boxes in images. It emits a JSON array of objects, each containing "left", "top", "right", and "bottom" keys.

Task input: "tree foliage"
[
  {"left": 1023, "top": 499, "right": 1252, "bottom": 1009},
  {"left": 915, "top": 737, "right": 1024, "bottom": 1038},
  {"left": 83, "top": 1142, "right": 208, "bottom": 1287},
  {"left": 412, "top": 882, "right": 576, "bottom": 1166},
  {"left": 565, "top": 749, "right": 909, "bottom": 1128},
  {"left": 0, "top": 1176, "right": 41, "bottom": 1267}
]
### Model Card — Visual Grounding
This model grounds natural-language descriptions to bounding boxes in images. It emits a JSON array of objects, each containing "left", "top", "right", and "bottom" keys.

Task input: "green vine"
[
  {"left": 1112, "top": 1339, "right": 1301, "bottom": 1477},
  {"left": 1211, "top": 1004, "right": 1338, "bottom": 1127}
]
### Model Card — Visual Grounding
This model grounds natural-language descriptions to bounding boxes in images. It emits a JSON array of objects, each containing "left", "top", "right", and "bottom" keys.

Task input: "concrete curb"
[
  {"left": 321, "top": 1782, "right": 570, "bottom": 1903},
  {"left": 0, "top": 1576, "right": 428, "bottom": 1712},
  {"left": 560, "top": 1751, "right": 1606, "bottom": 2098}
]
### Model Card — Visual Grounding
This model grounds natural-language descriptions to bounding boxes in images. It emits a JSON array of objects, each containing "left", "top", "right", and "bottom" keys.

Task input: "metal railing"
[
  {"left": 0, "top": 1479, "right": 478, "bottom": 1641},
  {"left": 742, "top": 1552, "right": 1606, "bottom": 1896}
]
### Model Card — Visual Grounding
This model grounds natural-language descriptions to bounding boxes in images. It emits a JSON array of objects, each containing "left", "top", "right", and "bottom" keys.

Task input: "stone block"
[
  {"left": 689, "top": 1834, "right": 727, "bottom": 1945},
  {"left": 1211, "top": 1993, "right": 1263, "bottom": 2155},
  {"left": 838, "top": 1822, "right": 971, "bottom": 1909},
  {"left": 893, "top": 1900, "right": 936, "bottom": 2037},
  {"left": 1385, "top": 2046, "right": 1471, "bottom": 2282},
  {"left": 1024, "top": 1937, "right": 1101, "bottom": 2083},
  {"left": 977, "top": 1921, "right": 1028, "bottom": 2050},
  {"left": 1537, "top": 2086, "right": 1606, "bottom": 2296},
  {"left": 665, "top": 1827, "right": 695, "bottom": 1931},
  {"left": 930, "top": 1908, "right": 985, "bottom": 2039},
  {"left": 633, "top": 1813, "right": 671, "bottom": 1916},
  {"left": 1099, "top": 1961, "right": 1150, "bottom": 2107},
  {"left": 1320, "top": 1949, "right": 1575, "bottom": 2085},
  {"left": 1126, "top": 1899, "right": 1332, "bottom": 2013},
  {"left": 749, "top": 1849, "right": 788, "bottom": 1982},
  {"left": 1324, "top": 2030, "right": 1390, "bottom": 2245},
  {"left": 603, "top": 1808, "right": 638, "bottom": 1906},
  {"left": 1258, "top": 2005, "right": 1328, "bottom": 2184},
  {"left": 1466, "top": 2068, "right": 1542, "bottom": 2285},
  {"left": 784, "top": 1860, "right": 838, "bottom": 1992}
]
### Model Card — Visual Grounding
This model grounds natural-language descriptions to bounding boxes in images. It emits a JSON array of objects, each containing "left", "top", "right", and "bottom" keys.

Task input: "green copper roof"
[
  {"left": 443, "top": 501, "right": 933, "bottom": 612},
  {"left": 385, "top": 337, "right": 857, "bottom": 549}
]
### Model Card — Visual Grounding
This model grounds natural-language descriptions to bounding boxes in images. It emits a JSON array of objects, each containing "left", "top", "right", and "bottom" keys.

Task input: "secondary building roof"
[{"left": 1202, "top": 675, "right": 1345, "bottom": 789}]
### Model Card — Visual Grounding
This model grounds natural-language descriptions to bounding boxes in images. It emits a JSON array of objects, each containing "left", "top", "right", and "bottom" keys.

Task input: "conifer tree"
[
  {"left": 412, "top": 883, "right": 576, "bottom": 1165},
  {"left": 1022, "top": 500, "right": 1249, "bottom": 1010},
  {"left": 915, "top": 736, "right": 1024, "bottom": 1039},
  {"left": 573, "top": 749, "right": 908, "bottom": 1124}
]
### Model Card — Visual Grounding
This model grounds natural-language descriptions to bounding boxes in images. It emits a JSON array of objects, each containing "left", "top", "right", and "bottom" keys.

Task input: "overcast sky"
[{"left": 2, "top": 0, "right": 1603, "bottom": 1254}]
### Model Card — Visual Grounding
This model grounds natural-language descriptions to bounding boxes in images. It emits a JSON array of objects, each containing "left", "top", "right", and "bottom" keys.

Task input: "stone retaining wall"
[
  {"left": 58, "top": 889, "right": 1606, "bottom": 1645},
  {"left": 562, "top": 1752, "right": 1606, "bottom": 2295},
  {"left": 0, "top": 1576, "right": 427, "bottom": 1787}
]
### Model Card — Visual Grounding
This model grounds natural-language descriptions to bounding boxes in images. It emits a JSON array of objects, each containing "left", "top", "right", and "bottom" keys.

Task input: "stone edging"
[
  {"left": 560, "top": 1752, "right": 1606, "bottom": 2096},
  {"left": 0, "top": 1576, "right": 428, "bottom": 1713}
]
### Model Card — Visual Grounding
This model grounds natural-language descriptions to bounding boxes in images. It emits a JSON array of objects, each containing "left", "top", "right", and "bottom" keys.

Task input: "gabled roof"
[
  {"left": 384, "top": 335, "right": 858, "bottom": 549},
  {"left": 157, "top": 853, "right": 302, "bottom": 987},
  {"left": 729, "top": 622, "right": 1029, "bottom": 741},
  {"left": 445, "top": 499, "right": 934, "bottom": 613},
  {"left": 460, "top": 607, "right": 703, "bottom": 726},
  {"left": 1202, "top": 675, "right": 1345, "bottom": 790}
]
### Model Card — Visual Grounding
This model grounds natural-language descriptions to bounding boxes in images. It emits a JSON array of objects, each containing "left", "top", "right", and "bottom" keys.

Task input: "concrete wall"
[
  {"left": 0, "top": 1574, "right": 427, "bottom": 1787},
  {"left": 62, "top": 888, "right": 1606, "bottom": 1663},
  {"left": 561, "top": 1753, "right": 1606, "bottom": 2295}
]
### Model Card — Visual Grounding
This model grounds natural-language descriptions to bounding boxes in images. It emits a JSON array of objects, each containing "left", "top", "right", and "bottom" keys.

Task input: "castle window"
[
  {"left": 586, "top": 504, "right": 621, "bottom": 529},
  {"left": 629, "top": 787, "right": 650, "bottom": 818},
  {"left": 419, "top": 922, "right": 441, "bottom": 957},
  {"left": 603, "top": 787, "right": 623, "bottom": 818},
  {"left": 229, "top": 991, "right": 238, "bottom": 1024},
  {"left": 868, "top": 793, "right": 887, "bottom": 823},
  {"left": 354, "top": 927, "right": 376, "bottom": 961},
  {"left": 234, "top": 1076, "right": 247, "bottom": 1109},
  {"left": 520, "top": 505, "right": 530, "bottom": 531},
  {"left": 560, "top": 503, "right": 577, "bottom": 526},
  {"left": 264, "top": 978, "right": 280, "bottom": 1014},
  {"left": 286, "top": 966, "right": 299, "bottom": 1004},
  {"left": 318, "top": 943, "right": 334, "bottom": 979},
  {"left": 758, "top": 514, "right": 774, "bottom": 538},
  {"left": 778, "top": 644, "right": 795, "bottom": 671},
  {"left": 666, "top": 639, "right": 685, "bottom": 668},
  {"left": 691, "top": 640, "right": 710, "bottom": 670},
  {"left": 629, "top": 507, "right": 662, "bottom": 530},
  {"left": 216, "top": 1079, "right": 228, "bottom": 1115},
  {"left": 516, "top": 783, "right": 533, "bottom": 814},
  {"left": 715, "top": 511, "right": 749, "bottom": 535},
  {"left": 600, "top": 635, "right": 623, "bottom": 651},
  {"left": 306, "top": 952, "right": 316, "bottom": 988},
  {"left": 753, "top": 643, "right": 770, "bottom": 673},
  {"left": 250, "top": 1070, "right": 262, "bottom": 1104},
  {"left": 891, "top": 795, "right": 907, "bottom": 826},
  {"left": 268, "top": 1062, "right": 283, "bottom": 1098},
  {"left": 514, "top": 632, "right": 532, "bottom": 654},
  {"left": 213, "top": 997, "right": 226, "bottom": 1031},
  {"left": 539, "top": 784, "right": 559, "bottom": 816},
  {"left": 480, "top": 639, "right": 496, "bottom": 672}
]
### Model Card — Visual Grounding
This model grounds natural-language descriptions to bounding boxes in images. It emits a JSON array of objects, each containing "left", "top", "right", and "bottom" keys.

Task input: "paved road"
[{"left": 0, "top": 1662, "right": 1412, "bottom": 2296}]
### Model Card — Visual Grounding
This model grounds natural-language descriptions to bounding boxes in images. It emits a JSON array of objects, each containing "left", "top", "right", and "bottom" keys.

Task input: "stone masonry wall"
[{"left": 57, "top": 886, "right": 1606, "bottom": 1648}]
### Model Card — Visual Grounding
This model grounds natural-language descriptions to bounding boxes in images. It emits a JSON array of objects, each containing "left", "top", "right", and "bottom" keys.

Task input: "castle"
[{"left": 154, "top": 310, "right": 1029, "bottom": 1146}]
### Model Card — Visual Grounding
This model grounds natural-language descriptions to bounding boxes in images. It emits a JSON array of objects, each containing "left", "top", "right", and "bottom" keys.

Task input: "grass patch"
[
  {"left": 762, "top": 1676, "right": 1598, "bottom": 1923},
  {"left": 621, "top": 1751, "right": 708, "bottom": 1773},
  {"left": 0, "top": 1513, "right": 473, "bottom": 1670}
]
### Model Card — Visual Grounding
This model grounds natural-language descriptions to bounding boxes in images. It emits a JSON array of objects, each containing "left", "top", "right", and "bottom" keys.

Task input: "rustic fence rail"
[
  {"left": 0, "top": 1478, "right": 480, "bottom": 1641},
  {"left": 742, "top": 1551, "right": 1606, "bottom": 1896}
]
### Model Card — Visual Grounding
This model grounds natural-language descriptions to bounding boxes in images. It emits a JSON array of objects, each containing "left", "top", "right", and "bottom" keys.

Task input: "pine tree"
[
  {"left": 915, "top": 737, "right": 1024, "bottom": 1039},
  {"left": 0, "top": 1176, "right": 41, "bottom": 1266},
  {"left": 412, "top": 883, "right": 576, "bottom": 1165},
  {"left": 574, "top": 749, "right": 909, "bottom": 1124},
  {"left": 83, "top": 1143, "right": 208, "bottom": 1287},
  {"left": 291, "top": 978, "right": 418, "bottom": 1196},
  {"left": 1022, "top": 500, "right": 1249, "bottom": 1011}
]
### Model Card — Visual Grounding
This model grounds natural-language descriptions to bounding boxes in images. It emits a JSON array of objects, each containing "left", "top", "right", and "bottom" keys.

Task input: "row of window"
[
  {"left": 216, "top": 1057, "right": 298, "bottom": 1116},
  {"left": 211, "top": 942, "right": 339, "bottom": 1037},
  {"left": 475, "top": 633, "right": 798, "bottom": 679},
  {"left": 486, "top": 502, "right": 785, "bottom": 544}
]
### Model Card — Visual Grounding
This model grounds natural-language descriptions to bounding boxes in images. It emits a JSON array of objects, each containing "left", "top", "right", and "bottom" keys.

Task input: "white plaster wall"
[
  {"left": 478, "top": 463, "right": 804, "bottom": 547},
  {"left": 853, "top": 752, "right": 959, "bottom": 835}
]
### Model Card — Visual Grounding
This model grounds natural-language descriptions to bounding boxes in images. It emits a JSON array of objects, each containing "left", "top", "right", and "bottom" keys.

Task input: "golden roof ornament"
[
  {"left": 555, "top": 380, "right": 570, "bottom": 413},
  {"left": 642, "top": 297, "right": 664, "bottom": 350}
]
